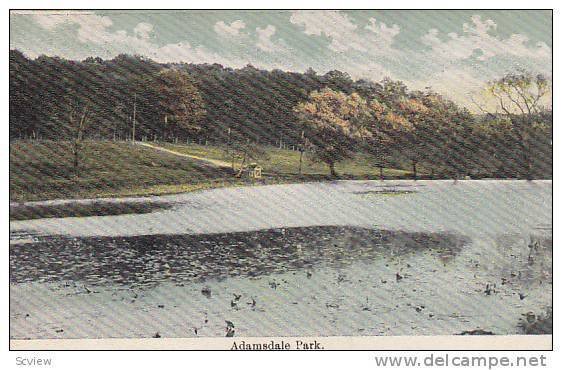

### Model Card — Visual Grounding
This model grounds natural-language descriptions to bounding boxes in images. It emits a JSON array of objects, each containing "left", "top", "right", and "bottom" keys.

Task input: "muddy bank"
[{"left": 10, "top": 201, "right": 173, "bottom": 221}]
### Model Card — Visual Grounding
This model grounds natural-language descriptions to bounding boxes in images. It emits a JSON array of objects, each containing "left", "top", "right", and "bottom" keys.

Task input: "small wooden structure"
[{"left": 247, "top": 163, "right": 262, "bottom": 179}]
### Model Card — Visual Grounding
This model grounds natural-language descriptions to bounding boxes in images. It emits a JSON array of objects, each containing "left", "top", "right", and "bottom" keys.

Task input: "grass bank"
[
  {"left": 10, "top": 140, "right": 233, "bottom": 202},
  {"left": 162, "top": 143, "right": 413, "bottom": 178},
  {"left": 10, "top": 140, "right": 413, "bottom": 204}
]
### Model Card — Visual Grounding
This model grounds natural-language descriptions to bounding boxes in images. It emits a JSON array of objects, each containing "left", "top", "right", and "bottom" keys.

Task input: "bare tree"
[
  {"left": 68, "top": 103, "right": 89, "bottom": 177},
  {"left": 472, "top": 72, "right": 551, "bottom": 179}
]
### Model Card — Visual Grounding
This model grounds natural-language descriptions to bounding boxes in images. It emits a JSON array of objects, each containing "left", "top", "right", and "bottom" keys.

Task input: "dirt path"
[{"left": 138, "top": 142, "right": 232, "bottom": 168}]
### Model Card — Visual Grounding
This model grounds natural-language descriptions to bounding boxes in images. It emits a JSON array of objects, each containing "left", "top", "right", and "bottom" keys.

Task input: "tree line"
[{"left": 9, "top": 49, "right": 552, "bottom": 179}]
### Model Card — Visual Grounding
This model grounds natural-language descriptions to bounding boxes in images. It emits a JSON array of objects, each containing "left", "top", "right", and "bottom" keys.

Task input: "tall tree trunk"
[
  {"left": 328, "top": 162, "right": 337, "bottom": 177},
  {"left": 298, "top": 150, "right": 304, "bottom": 175},
  {"left": 525, "top": 152, "right": 533, "bottom": 180},
  {"left": 298, "top": 131, "right": 305, "bottom": 175},
  {"left": 236, "top": 151, "right": 247, "bottom": 177},
  {"left": 519, "top": 135, "right": 533, "bottom": 180},
  {"left": 514, "top": 132, "right": 533, "bottom": 180},
  {"left": 72, "top": 108, "right": 88, "bottom": 178},
  {"left": 73, "top": 140, "right": 80, "bottom": 177}
]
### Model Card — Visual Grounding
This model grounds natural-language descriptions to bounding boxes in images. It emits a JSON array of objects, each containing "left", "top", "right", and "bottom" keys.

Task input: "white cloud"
[
  {"left": 289, "top": 10, "right": 356, "bottom": 37},
  {"left": 339, "top": 60, "right": 394, "bottom": 84},
  {"left": 31, "top": 11, "right": 94, "bottom": 30},
  {"left": 31, "top": 13, "right": 162, "bottom": 59},
  {"left": 155, "top": 41, "right": 253, "bottom": 68},
  {"left": 407, "top": 67, "right": 486, "bottom": 108},
  {"left": 289, "top": 11, "right": 400, "bottom": 54},
  {"left": 32, "top": 12, "right": 115, "bottom": 43},
  {"left": 410, "top": 14, "right": 552, "bottom": 111},
  {"left": 156, "top": 41, "right": 214, "bottom": 64},
  {"left": 134, "top": 22, "right": 154, "bottom": 39},
  {"left": 32, "top": 12, "right": 145, "bottom": 48},
  {"left": 73, "top": 15, "right": 117, "bottom": 44},
  {"left": 18, "top": 11, "right": 550, "bottom": 111},
  {"left": 289, "top": 10, "right": 359, "bottom": 52},
  {"left": 421, "top": 15, "right": 551, "bottom": 62},
  {"left": 421, "top": 28, "right": 475, "bottom": 61},
  {"left": 28, "top": 12, "right": 261, "bottom": 67},
  {"left": 256, "top": 25, "right": 284, "bottom": 52},
  {"left": 214, "top": 20, "right": 246, "bottom": 37},
  {"left": 365, "top": 18, "right": 400, "bottom": 44}
]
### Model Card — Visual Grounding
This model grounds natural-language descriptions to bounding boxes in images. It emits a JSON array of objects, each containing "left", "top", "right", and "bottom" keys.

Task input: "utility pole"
[
  {"left": 132, "top": 93, "right": 137, "bottom": 144},
  {"left": 298, "top": 130, "right": 305, "bottom": 175},
  {"left": 164, "top": 114, "right": 168, "bottom": 142},
  {"left": 228, "top": 127, "right": 235, "bottom": 170}
]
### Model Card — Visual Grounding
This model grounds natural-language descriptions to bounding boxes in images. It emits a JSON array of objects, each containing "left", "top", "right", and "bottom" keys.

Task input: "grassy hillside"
[
  {"left": 10, "top": 140, "right": 413, "bottom": 202},
  {"left": 162, "top": 143, "right": 412, "bottom": 178},
  {"left": 10, "top": 141, "right": 233, "bottom": 202}
]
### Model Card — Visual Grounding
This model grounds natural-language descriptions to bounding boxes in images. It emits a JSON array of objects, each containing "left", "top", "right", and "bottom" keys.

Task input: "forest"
[{"left": 9, "top": 49, "right": 552, "bottom": 179}]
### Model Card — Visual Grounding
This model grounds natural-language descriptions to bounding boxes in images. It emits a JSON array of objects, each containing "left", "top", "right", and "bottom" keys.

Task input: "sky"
[{"left": 9, "top": 10, "right": 552, "bottom": 109}]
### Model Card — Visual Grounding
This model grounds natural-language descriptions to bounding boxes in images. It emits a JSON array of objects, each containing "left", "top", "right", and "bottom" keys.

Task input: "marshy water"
[{"left": 9, "top": 180, "right": 552, "bottom": 338}]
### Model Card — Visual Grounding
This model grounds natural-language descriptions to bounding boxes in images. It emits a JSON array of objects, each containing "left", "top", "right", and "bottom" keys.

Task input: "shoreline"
[{"left": 10, "top": 178, "right": 553, "bottom": 214}]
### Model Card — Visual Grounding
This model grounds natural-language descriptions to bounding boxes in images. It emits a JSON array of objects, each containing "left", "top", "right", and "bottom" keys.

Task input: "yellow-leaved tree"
[{"left": 294, "top": 88, "right": 370, "bottom": 177}]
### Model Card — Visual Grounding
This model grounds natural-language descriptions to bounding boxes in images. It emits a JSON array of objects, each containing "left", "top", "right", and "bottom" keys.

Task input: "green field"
[
  {"left": 10, "top": 140, "right": 235, "bottom": 202},
  {"left": 162, "top": 143, "right": 412, "bottom": 178},
  {"left": 10, "top": 140, "right": 412, "bottom": 202}
]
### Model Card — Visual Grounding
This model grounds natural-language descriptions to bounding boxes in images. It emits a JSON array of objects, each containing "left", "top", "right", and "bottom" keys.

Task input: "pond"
[{"left": 10, "top": 180, "right": 552, "bottom": 338}]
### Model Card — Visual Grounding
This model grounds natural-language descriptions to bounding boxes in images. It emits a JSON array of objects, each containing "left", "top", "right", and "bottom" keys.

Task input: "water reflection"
[{"left": 10, "top": 226, "right": 469, "bottom": 288}]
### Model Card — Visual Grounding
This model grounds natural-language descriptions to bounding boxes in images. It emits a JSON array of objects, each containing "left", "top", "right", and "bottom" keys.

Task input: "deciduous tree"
[
  {"left": 295, "top": 88, "right": 369, "bottom": 177},
  {"left": 474, "top": 72, "right": 551, "bottom": 179}
]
